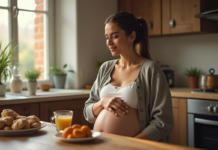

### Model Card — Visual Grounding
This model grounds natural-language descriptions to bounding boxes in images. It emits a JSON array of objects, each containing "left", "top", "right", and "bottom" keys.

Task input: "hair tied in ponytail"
[{"left": 137, "top": 19, "right": 141, "bottom": 25}]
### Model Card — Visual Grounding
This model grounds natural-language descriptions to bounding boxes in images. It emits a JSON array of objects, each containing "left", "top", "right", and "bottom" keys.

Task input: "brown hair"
[{"left": 105, "top": 12, "right": 153, "bottom": 60}]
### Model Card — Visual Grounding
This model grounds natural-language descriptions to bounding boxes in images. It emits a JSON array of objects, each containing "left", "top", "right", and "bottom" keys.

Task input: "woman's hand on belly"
[{"left": 101, "top": 97, "right": 129, "bottom": 116}]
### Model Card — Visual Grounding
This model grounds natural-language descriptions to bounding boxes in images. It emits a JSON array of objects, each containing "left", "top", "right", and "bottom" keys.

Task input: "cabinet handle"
[
  {"left": 148, "top": 21, "right": 153, "bottom": 30},
  {"left": 195, "top": 118, "right": 218, "bottom": 126},
  {"left": 169, "top": 19, "right": 175, "bottom": 28}
]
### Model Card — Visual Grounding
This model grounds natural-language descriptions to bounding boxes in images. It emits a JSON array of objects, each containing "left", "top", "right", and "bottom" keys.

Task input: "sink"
[{"left": 6, "top": 89, "right": 84, "bottom": 97}]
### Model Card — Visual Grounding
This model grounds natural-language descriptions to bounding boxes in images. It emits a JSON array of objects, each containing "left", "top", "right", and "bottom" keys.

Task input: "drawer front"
[{"left": 0, "top": 103, "right": 39, "bottom": 117}]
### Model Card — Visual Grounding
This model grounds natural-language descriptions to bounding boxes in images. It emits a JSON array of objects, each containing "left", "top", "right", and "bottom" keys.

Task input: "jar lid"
[{"left": 205, "top": 68, "right": 218, "bottom": 76}]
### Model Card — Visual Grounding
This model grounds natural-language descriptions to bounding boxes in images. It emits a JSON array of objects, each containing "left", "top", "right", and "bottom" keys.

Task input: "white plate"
[
  {"left": 54, "top": 130, "right": 101, "bottom": 142},
  {"left": 0, "top": 121, "right": 47, "bottom": 136}
]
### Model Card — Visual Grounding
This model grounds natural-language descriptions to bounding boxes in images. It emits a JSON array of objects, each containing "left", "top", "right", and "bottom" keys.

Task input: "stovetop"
[{"left": 191, "top": 89, "right": 218, "bottom": 94}]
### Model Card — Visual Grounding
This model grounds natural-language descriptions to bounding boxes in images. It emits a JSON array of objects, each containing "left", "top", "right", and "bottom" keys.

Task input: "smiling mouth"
[{"left": 109, "top": 47, "right": 116, "bottom": 51}]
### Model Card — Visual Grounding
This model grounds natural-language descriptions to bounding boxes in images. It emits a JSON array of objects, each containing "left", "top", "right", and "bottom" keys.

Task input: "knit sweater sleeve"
[
  {"left": 142, "top": 62, "right": 174, "bottom": 141},
  {"left": 83, "top": 64, "right": 104, "bottom": 123}
]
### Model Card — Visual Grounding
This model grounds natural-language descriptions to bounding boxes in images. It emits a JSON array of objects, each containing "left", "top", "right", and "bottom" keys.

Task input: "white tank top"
[{"left": 100, "top": 82, "right": 138, "bottom": 109}]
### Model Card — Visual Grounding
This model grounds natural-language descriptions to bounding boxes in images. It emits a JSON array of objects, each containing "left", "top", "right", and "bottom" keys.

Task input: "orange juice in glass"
[{"left": 51, "top": 110, "right": 73, "bottom": 132}]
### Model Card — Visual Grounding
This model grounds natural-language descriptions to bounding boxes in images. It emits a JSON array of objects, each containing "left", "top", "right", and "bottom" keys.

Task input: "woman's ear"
[{"left": 129, "top": 31, "right": 136, "bottom": 42}]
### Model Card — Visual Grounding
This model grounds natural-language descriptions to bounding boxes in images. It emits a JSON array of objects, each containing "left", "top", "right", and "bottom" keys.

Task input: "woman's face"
[{"left": 105, "top": 22, "right": 134, "bottom": 56}]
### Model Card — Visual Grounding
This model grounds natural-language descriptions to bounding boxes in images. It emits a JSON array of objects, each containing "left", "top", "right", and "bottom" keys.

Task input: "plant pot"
[
  {"left": 188, "top": 77, "right": 199, "bottom": 89},
  {"left": 53, "top": 75, "right": 66, "bottom": 89},
  {"left": 0, "top": 84, "right": 6, "bottom": 97},
  {"left": 27, "top": 82, "right": 38, "bottom": 95}
]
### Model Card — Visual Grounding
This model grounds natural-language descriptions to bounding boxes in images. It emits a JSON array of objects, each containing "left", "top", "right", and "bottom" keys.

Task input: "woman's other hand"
[{"left": 101, "top": 97, "right": 129, "bottom": 116}]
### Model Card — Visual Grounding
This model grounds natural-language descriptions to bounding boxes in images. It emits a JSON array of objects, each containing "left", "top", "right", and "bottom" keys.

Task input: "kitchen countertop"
[
  {"left": 170, "top": 87, "right": 218, "bottom": 100},
  {"left": 0, "top": 89, "right": 90, "bottom": 105},
  {"left": 0, "top": 122, "right": 201, "bottom": 150},
  {"left": 1, "top": 87, "right": 218, "bottom": 106}
]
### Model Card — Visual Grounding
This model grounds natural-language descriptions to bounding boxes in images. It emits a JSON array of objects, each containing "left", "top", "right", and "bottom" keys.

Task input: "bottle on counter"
[{"left": 10, "top": 66, "right": 23, "bottom": 93}]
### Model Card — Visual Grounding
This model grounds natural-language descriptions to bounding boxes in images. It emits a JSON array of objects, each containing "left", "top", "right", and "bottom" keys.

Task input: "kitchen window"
[{"left": 0, "top": 0, "right": 54, "bottom": 84}]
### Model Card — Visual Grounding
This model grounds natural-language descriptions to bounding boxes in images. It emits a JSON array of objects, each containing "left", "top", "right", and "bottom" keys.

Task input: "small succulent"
[
  {"left": 185, "top": 67, "right": 204, "bottom": 77},
  {"left": 25, "top": 68, "right": 42, "bottom": 82}
]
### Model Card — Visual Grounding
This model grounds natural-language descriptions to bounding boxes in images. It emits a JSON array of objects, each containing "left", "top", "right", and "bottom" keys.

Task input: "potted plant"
[
  {"left": 0, "top": 40, "right": 17, "bottom": 96},
  {"left": 95, "top": 61, "right": 104, "bottom": 68},
  {"left": 185, "top": 67, "right": 204, "bottom": 89},
  {"left": 25, "top": 68, "right": 42, "bottom": 95},
  {"left": 48, "top": 64, "right": 74, "bottom": 89}
]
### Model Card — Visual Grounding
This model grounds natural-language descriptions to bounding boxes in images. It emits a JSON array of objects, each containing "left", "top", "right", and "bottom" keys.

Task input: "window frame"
[{"left": 0, "top": 0, "right": 55, "bottom": 90}]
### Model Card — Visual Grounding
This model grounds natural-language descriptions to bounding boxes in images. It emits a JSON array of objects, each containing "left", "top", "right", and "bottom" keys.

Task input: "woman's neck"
[{"left": 118, "top": 52, "right": 144, "bottom": 67}]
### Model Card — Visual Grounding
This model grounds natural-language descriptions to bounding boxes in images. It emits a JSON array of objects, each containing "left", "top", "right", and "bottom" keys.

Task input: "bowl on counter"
[
  {"left": 85, "top": 85, "right": 92, "bottom": 89},
  {"left": 39, "top": 84, "right": 52, "bottom": 91}
]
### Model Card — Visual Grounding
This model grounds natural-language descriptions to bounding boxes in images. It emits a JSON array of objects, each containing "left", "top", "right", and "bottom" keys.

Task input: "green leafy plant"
[
  {"left": 48, "top": 64, "right": 74, "bottom": 76},
  {"left": 25, "top": 68, "right": 42, "bottom": 82},
  {"left": 95, "top": 61, "right": 104, "bottom": 68},
  {"left": 0, "top": 40, "right": 17, "bottom": 84},
  {"left": 185, "top": 67, "right": 204, "bottom": 77}
]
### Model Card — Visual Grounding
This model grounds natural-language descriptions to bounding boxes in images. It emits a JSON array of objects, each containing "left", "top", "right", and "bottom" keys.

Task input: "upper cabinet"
[
  {"left": 162, "top": 0, "right": 218, "bottom": 35},
  {"left": 118, "top": 0, "right": 218, "bottom": 36},
  {"left": 118, "top": 0, "right": 161, "bottom": 36},
  {"left": 162, "top": 0, "right": 200, "bottom": 34}
]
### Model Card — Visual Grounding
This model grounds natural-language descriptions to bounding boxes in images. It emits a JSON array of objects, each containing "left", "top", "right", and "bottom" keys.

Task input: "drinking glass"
[{"left": 51, "top": 110, "right": 73, "bottom": 132}]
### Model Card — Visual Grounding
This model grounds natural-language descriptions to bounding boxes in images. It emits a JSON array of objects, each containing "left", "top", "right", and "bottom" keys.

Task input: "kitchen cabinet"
[
  {"left": 118, "top": 0, "right": 161, "bottom": 36},
  {"left": 0, "top": 103, "right": 39, "bottom": 117},
  {"left": 118, "top": 0, "right": 131, "bottom": 13},
  {"left": 170, "top": 98, "right": 187, "bottom": 146},
  {"left": 162, "top": 0, "right": 218, "bottom": 35},
  {"left": 40, "top": 99, "right": 92, "bottom": 128},
  {"left": 118, "top": 0, "right": 218, "bottom": 36}
]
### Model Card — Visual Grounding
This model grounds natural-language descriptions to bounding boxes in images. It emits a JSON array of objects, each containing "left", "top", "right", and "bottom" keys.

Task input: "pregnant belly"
[{"left": 93, "top": 108, "right": 141, "bottom": 137}]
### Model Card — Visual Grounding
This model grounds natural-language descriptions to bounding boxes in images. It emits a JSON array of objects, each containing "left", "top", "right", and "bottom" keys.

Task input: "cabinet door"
[
  {"left": 118, "top": 0, "right": 161, "bottom": 36},
  {"left": 118, "top": 0, "right": 132, "bottom": 12},
  {"left": 171, "top": 98, "right": 187, "bottom": 146},
  {"left": 132, "top": 0, "right": 161, "bottom": 36},
  {"left": 40, "top": 99, "right": 91, "bottom": 127},
  {"left": 162, "top": 0, "right": 200, "bottom": 34},
  {"left": 0, "top": 103, "right": 39, "bottom": 117}
]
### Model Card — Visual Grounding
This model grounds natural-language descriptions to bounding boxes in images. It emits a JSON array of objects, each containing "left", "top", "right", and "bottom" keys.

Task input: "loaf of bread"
[{"left": 0, "top": 109, "right": 41, "bottom": 130}]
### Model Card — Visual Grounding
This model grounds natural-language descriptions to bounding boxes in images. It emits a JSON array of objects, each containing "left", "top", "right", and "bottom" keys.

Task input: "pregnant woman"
[{"left": 83, "top": 12, "right": 174, "bottom": 142}]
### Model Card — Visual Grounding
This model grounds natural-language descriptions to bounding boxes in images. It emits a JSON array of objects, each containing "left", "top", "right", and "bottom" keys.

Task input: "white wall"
[
  {"left": 76, "top": 0, "right": 117, "bottom": 88},
  {"left": 150, "top": 33, "right": 218, "bottom": 87},
  {"left": 55, "top": 0, "right": 117, "bottom": 89},
  {"left": 55, "top": 0, "right": 78, "bottom": 89}
]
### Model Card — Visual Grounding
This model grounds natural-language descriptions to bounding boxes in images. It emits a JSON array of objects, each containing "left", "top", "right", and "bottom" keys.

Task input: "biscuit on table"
[
  {"left": 0, "top": 119, "right": 5, "bottom": 129},
  {"left": 4, "top": 126, "right": 12, "bottom": 130},
  {"left": 27, "top": 115, "right": 41, "bottom": 128},
  {"left": 1, "top": 109, "right": 18, "bottom": 119},
  {"left": 1, "top": 116, "right": 14, "bottom": 126},
  {"left": 23, "top": 121, "right": 30, "bottom": 129},
  {"left": 11, "top": 118, "right": 28, "bottom": 130},
  {"left": 16, "top": 115, "right": 27, "bottom": 119},
  {"left": 31, "top": 122, "right": 41, "bottom": 128},
  {"left": 27, "top": 115, "right": 40, "bottom": 122}
]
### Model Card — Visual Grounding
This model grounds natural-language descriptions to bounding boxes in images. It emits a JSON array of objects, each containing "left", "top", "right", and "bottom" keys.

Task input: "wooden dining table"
[{"left": 0, "top": 122, "right": 202, "bottom": 150}]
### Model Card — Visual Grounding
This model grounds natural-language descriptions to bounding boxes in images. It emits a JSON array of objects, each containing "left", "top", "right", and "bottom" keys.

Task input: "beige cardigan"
[{"left": 83, "top": 58, "right": 174, "bottom": 143}]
